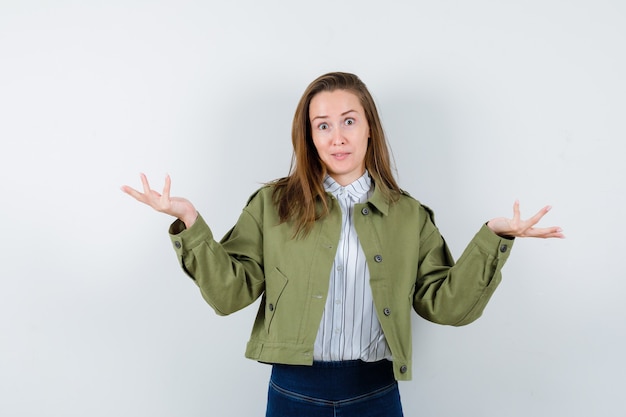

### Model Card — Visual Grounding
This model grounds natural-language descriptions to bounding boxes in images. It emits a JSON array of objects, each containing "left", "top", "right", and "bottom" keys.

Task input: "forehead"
[{"left": 309, "top": 89, "right": 363, "bottom": 116}]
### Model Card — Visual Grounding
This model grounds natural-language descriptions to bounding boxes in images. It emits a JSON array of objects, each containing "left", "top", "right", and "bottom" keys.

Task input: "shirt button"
[
  {"left": 499, "top": 244, "right": 508, "bottom": 253},
  {"left": 361, "top": 207, "right": 370, "bottom": 215},
  {"left": 383, "top": 307, "right": 391, "bottom": 316},
  {"left": 374, "top": 254, "right": 383, "bottom": 263},
  {"left": 268, "top": 303, "right": 274, "bottom": 311},
  {"left": 174, "top": 241, "right": 182, "bottom": 249},
  {"left": 400, "top": 365, "right": 408, "bottom": 374}
]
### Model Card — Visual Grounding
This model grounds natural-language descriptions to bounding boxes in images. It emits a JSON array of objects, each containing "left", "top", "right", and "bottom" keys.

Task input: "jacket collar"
[{"left": 367, "top": 183, "right": 391, "bottom": 216}]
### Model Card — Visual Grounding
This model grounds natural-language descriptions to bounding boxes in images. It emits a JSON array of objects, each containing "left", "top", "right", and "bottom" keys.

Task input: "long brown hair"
[{"left": 272, "top": 72, "right": 401, "bottom": 236}]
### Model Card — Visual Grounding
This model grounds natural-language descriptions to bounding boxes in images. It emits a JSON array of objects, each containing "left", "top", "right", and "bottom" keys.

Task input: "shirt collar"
[{"left": 323, "top": 171, "right": 372, "bottom": 202}]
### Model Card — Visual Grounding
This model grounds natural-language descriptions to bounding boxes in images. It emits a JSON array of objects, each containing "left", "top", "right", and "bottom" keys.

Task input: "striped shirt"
[{"left": 313, "top": 172, "right": 392, "bottom": 362}]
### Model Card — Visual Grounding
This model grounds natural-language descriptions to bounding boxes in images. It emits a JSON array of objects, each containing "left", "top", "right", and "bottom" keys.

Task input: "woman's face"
[{"left": 309, "top": 89, "right": 370, "bottom": 186}]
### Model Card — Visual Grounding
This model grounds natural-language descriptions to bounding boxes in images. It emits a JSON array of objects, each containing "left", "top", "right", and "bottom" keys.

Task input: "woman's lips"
[{"left": 332, "top": 152, "right": 350, "bottom": 160}]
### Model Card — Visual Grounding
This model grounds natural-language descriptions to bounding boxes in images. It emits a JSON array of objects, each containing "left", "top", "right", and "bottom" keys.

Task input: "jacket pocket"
[{"left": 264, "top": 267, "right": 289, "bottom": 334}]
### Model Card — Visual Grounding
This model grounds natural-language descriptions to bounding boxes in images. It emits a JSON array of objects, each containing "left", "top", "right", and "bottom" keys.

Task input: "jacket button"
[
  {"left": 383, "top": 307, "right": 391, "bottom": 316},
  {"left": 361, "top": 207, "right": 370, "bottom": 215},
  {"left": 499, "top": 244, "right": 508, "bottom": 253},
  {"left": 268, "top": 303, "right": 274, "bottom": 311},
  {"left": 174, "top": 241, "right": 182, "bottom": 249},
  {"left": 374, "top": 254, "right": 383, "bottom": 263},
  {"left": 400, "top": 365, "right": 408, "bottom": 374}
]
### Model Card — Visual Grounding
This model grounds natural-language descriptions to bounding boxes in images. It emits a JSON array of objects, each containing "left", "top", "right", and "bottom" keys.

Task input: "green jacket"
[{"left": 169, "top": 184, "right": 513, "bottom": 380}]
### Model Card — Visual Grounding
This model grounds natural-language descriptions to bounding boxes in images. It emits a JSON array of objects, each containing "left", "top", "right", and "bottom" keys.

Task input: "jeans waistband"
[{"left": 270, "top": 360, "right": 395, "bottom": 401}]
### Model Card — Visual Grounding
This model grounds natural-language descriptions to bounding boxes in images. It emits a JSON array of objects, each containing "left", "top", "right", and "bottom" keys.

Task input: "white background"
[{"left": 1, "top": 1, "right": 624, "bottom": 416}]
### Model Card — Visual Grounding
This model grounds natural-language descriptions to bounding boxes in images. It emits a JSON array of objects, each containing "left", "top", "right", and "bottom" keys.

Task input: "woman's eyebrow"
[{"left": 311, "top": 109, "right": 357, "bottom": 122}]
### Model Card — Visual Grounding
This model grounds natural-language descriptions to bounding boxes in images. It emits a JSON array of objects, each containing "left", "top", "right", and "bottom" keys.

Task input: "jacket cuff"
[
  {"left": 168, "top": 213, "right": 215, "bottom": 255},
  {"left": 473, "top": 223, "right": 514, "bottom": 262}
]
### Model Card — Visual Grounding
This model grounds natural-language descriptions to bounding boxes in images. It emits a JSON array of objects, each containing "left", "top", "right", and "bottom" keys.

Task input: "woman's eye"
[
  {"left": 345, "top": 118, "right": 355, "bottom": 126},
  {"left": 319, "top": 123, "right": 329, "bottom": 130}
]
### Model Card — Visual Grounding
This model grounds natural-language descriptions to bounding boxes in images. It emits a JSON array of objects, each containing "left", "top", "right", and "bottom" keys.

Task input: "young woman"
[{"left": 122, "top": 72, "right": 563, "bottom": 417}]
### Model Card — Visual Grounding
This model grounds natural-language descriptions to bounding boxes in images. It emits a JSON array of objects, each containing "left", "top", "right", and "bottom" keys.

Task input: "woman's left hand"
[{"left": 487, "top": 200, "right": 564, "bottom": 239}]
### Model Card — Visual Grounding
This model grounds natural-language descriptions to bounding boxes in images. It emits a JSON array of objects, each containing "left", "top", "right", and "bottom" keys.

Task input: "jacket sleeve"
[
  {"left": 168, "top": 203, "right": 266, "bottom": 316},
  {"left": 413, "top": 209, "right": 514, "bottom": 326}
]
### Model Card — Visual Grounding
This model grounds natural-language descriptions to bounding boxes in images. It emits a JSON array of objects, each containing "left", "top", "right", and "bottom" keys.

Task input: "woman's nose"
[{"left": 332, "top": 128, "right": 345, "bottom": 145}]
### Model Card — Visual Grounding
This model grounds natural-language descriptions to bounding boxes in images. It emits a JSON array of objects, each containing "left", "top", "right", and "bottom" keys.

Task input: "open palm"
[{"left": 121, "top": 173, "right": 198, "bottom": 228}]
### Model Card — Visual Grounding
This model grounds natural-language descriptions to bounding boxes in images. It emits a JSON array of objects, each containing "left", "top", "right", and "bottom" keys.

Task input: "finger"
[
  {"left": 547, "top": 231, "right": 566, "bottom": 239},
  {"left": 121, "top": 185, "right": 148, "bottom": 203},
  {"left": 525, "top": 226, "right": 564, "bottom": 238},
  {"left": 525, "top": 205, "right": 552, "bottom": 227},
  {"left": 512, "top": 200, "right": 521, "bottom": 221},
  {"left": 162, "top": 174, "right": 172, "bottom": 201},
  {"left": 535, "top": 231, "right": 565, "bottom": 239},
  {"left": 140, "top": 173, "right": 151, "bottom": 194}
]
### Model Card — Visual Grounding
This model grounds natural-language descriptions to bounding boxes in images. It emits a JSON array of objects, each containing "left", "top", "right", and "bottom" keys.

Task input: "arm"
[
  {"left": 169, "top": 212, "right": 266, "bottom": 316},
  {"left": 122, "top": 174, "right": 265, "bottom": 315},
  {"left": 414, "top": 201, "right": 562, "bottom": 326},
  {"left": 414, "top": 222, "right": 512, "bottom": 326}
]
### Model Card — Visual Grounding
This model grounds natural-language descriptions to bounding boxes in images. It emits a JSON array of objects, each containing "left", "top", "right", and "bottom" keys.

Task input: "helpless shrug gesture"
[{"left": 122, "top": 72, "right": 563, "bottom": 417}]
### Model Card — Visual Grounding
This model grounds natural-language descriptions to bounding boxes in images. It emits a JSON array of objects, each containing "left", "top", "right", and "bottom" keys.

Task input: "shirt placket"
[{"left": 330, "top": 189, "right": 353, "bottom": 358}]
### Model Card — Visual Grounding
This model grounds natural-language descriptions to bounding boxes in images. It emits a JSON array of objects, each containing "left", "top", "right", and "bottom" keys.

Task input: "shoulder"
[
  {"left": 395, "top": 189, "right": 437, "bottom": 225},
  {"left": 244, "top": 184, "right": 275, "bottom": 205},
  {"left": 241, "top": 184, "right": 281, "bottom": 224}
]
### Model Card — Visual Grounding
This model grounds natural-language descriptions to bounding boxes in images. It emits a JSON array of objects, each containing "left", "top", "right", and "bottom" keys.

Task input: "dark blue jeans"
[{"left": 266, "top": 360, "right": 404, "bottom": 417}]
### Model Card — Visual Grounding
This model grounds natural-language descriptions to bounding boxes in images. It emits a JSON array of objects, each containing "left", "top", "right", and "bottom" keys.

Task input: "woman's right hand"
[{"left": 121, "top": 173, "right": 198, "bottom": 228}]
